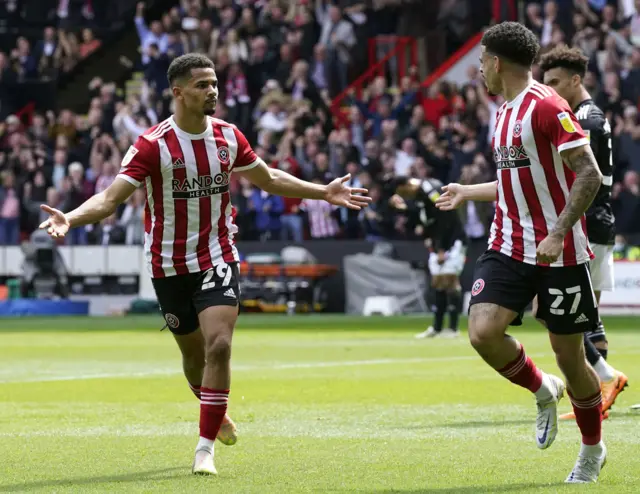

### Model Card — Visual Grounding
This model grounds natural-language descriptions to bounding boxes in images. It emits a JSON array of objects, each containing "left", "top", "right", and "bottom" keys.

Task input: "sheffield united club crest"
[
  {"left": 513, "top": 120, "right": 523, "bottom": 138},
  {"left": 471, "top": 279, "right": 485, "bottom": 296},
  {"left": 217, "top": 146, "right": 230, "bottom": 164}
]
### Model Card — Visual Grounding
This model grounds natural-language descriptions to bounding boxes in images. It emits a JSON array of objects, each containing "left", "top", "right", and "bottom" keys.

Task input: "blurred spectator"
[
  {"left": 79, "top": 28, "right": 101, "bottom": 58},
  {"left": 119, "top": 188, "right": 146, "bottom": 245},
  {"left": 12, "top": 37, "right": 38, "bottom": 79},
  {"left": 62, "top": 162, "right": 92, "bottom": 245},
  {"left": 251, "top": 187, "right": 284, "bottom": 241},
  {"left": 0, "top": 51, "right": 18, "bottom": 84},
  {"left": 0, "top": 171, "right": 20, "bottom": 245},
  {"left": 613, "top": 170, "right": 640, "bottom": 235},
  {"left": 437, "top": 0, "right": 473, "bottom": 52},
  {"left": 87, "top": 214, "right": 125, "bottom": 245},
  {"left": 273, "top": 155, "right": 304, "bottom": 242},
  {"left": 362, "top": 183, "right": 385, "bottom": 241},
  {"left": 135, "top": 2, "right": 169, "bottom": 66},
  {"left": 300, "top": 180, "right": 340, "bottom": 240},
  {"left": 144, "top": 43, "right": 171, "bottom": 95},
  {"left": 225, "top": 62, "right": 251, "bottom": 130},
  {"left": 232, "top": 177, "right": 259, "bottom": 241},
  {"left": 318, "top": 4, "right": 356, "bottom": 95}
]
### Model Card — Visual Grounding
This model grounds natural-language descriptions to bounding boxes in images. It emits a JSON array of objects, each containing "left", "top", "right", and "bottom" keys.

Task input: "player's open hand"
[
  {"left": 324, "top": 174, "right": 372, "bottom": 210},
  {"left": 536, "top": 235, "right": 563, "bottom": 264},
  {"left": 39, "top": 204, "right": 70, "bottom": 238},
  {"left": 435, "top": 183, "right": 466, "bottom": 210}
]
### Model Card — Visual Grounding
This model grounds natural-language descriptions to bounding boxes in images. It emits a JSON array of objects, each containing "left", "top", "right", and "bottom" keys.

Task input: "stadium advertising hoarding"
[
  {"left": 1, "top": 245, "right": 639, "bottom": 314},
  {"left": 599, "top": 260, "right": 640, "bottom": 311}
]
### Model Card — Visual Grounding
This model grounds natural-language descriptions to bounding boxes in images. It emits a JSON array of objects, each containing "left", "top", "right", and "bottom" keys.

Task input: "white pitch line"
[
  {"left": 2, "top": 349, "right": 636, "bottom": 384},
  {"left": 0, "top": 353, "right": 552, "bottom": 384},
  {"left": 251, "top": 354, "right": 483, "bottom": 370},
  {"left": 0, "top": 369, "right": 181, "bottom": 384}
]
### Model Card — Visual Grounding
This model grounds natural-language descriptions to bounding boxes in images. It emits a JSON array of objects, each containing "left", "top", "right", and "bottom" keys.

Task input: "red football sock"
[
  {"left": 199, "top": 388, "right": 229, "bottom": 440},
  {"left": 188, "top": 382, "right": 201, "bottom": 400},
  {"left": 568, "top": 389, "right": 603, "bottom": 445},
  {"left": 497, "top": 345, "right": 543, "bottom": 393}
]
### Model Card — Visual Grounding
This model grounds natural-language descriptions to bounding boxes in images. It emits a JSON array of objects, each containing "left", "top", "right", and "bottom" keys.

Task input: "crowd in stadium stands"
[
  {"left": 0, "top": 0, "right": 639, "bottom": 256},
  {"left": 0, "top": 0, "right": 102, "bottom": 82}
]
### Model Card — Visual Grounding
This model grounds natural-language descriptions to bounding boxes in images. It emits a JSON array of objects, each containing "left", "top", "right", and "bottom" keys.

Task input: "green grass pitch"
[{"left": 0, "top": 314, "right": 639, "bottom": 493}]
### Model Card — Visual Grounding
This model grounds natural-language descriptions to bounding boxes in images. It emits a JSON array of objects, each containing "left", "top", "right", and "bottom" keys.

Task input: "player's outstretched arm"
[
  {"left": 550, "top": 144, "right": 602, "bottom": 240},
  {"left": 435, "top": 181, "right": 497, "bottom": 210},
  {"left": 39, "top": 178, "right": 137, "bottom": 238},
  {"left": 238, "top": 159, "right": 372, "bottom": 210}
]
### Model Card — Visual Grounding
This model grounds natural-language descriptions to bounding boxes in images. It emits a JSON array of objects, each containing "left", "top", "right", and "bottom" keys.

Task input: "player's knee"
[
  {"left": 206, "top": 334, "right": 232, "bottom": 364},
  {"left": 467, "top": 321, "right": 500, "bottom": 352},
  {"left": 468, "top": 307, "right": 506, "bottom": 352},
  {"left": 468, "top": 329, "right": 497, "bottom": 352}
]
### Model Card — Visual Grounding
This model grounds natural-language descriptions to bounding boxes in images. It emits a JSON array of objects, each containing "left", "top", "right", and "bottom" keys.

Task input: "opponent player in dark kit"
[
  {"left": 540, "top": 45, "right": 628, "bottom": 420},
  {"left": 386, "top": 176, "right": 466, "bottom": 338}
]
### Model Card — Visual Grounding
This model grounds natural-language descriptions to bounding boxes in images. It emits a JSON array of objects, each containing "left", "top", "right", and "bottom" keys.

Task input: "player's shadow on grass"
[
  {"left": 440, "top": 419, "right": 533, "bottom": 429},
  {"left": 403, "top": 419, "right": 532, "bottom": 431},
  {"left": 371, "top": 482, "right": 567, "bottom": 493},
  {"left": 0, "top": 467, "right": 186, "bottom": 492}
]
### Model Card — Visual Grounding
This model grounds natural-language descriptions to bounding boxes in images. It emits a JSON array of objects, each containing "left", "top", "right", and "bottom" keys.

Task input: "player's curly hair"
[
  {"left": 167, "top": 53, "right": 215, "bottom": 85},
  {"left": 538, "top": 45, "right": 589, "bottom": 78},
  {"left": 481, "top": 22, "right": 540, "bottom": 68}
]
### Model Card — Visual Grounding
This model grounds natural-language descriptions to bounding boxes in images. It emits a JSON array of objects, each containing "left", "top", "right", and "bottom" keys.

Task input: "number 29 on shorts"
[{"left": 202, "top": 263, "right": 232, "bottom": 291}]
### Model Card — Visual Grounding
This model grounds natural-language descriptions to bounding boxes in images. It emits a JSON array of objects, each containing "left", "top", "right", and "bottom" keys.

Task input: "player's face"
[
  {"left": 543, "top": 67, "right": 579, "bottom": 106},
  {"left": 479, "top": 46, "right": 501, "bottom": 96},
  {"left": 181, "top": 67, "right": 219, "bottom": 116},
  {"left": 396, "top": 185, "right": 413, "bottom": 198},
  {"left": 396, "top": 179, "right": 420, "bottom": 199}
]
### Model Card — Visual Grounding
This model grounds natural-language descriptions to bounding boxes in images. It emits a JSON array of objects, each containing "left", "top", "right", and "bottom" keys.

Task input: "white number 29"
[
  {"left": 202, "top": 263, "right": 232, "bottom": 291},
  {"left": 548, "top": 285, "right": 581, "bottom": 315}
]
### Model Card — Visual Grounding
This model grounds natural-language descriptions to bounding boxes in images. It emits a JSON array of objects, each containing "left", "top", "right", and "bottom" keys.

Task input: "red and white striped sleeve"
[
  {"left": 232, "top": 126, "right": 259, "bottom": 172},
  {"left": 533, "top": 95, "right": 589, "bottom": 154},
  {"left": 116, "top": 136, "right": 158, "bottom": 188}
]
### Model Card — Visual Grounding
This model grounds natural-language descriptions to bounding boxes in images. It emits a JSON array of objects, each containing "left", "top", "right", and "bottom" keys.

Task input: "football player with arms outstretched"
[{"left": 39, "top": 53, "right": 371, "bottom": 476}]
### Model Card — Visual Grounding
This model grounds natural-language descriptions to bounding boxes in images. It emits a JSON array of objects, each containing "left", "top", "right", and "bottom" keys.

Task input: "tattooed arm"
[{"left": 550, "top": 144, "right": 603, "bottom": 240}]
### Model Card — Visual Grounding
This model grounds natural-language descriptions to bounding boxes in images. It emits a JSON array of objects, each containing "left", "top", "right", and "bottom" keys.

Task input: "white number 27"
[
  {"left": 548, "top": 285, "right": 581, "bottom": 315},
  {"left": 202, "top": 263, "right": 232, "bottom": 291}
]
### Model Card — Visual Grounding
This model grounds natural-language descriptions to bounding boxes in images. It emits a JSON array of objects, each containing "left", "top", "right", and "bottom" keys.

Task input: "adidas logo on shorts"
[
  {"left": 223, "top": 288, "right": 236, "bottom": 299},
  {"left": 574, "top": 313, "right": 589, "bottom": 324}
]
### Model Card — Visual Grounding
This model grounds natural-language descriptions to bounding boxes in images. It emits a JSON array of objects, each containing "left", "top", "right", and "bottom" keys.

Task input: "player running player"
[
  {"left": 436, "top": 23, "right": 606, "bottom": 483},
  {"left": 38, "top": 53, "right": 371, "bottom": 476},
  {"left": 385, "top": 176, "right": 466, "bottom": 338},
  {"left": 539, "top": 45, "right": 628, "bottom": 420}
]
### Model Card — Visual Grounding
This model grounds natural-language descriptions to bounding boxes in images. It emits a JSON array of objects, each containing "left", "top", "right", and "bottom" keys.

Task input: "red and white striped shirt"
[
  {"left": 489, "top": 82, "right": 594, "bottom": 267},
  {"left": 299, "top": 199, "right": 339, "bottom": 239},
  {"left": 116, "top": 116, "right": 259, "bottom": 278}
]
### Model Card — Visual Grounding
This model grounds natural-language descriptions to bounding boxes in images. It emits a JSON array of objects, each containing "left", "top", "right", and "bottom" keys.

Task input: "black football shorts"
[
  {"left": 469, "top": 250, "right": 598, "bottom": 335},
  {"left": 151, "top": 262, "right": 240, "bottom": 335}
]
